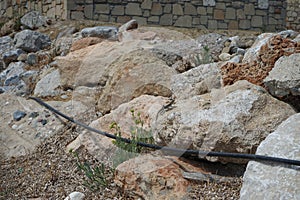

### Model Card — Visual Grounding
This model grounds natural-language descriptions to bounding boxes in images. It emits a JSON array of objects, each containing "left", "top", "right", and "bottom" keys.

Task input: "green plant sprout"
[
  {"left": 194, "top": 45, "right": 213, "bottom": 66},
  {"left": 110, "top": 109, "right": 154, "bottom": 167},
  {"left": 70, "top": 149, "right": 109, "bottom": 191}
]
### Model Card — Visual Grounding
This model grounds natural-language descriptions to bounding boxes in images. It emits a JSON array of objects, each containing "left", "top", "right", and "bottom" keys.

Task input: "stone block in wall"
[
  {"left": 218, "top": 22, "right": 228, "bottom": 29},
  {"left": 148, "top": 16, "right": 159, "bottom": 23},
  {"left": 269, "top": 17, "right": 278, "bottom": 25},
  {"left": 143, "top": 10, "right": 150, "bottom": 17},
  {"left": 208, "top": 20, "right": 217, "bottom": 29},
  {"left": 197, "top": 7, "right": 207, "bottom": 15},
  {"left": 151, "top": 3, "right": 162, "bottom": 15},
  {"left": 244, "top": 4, "right": 255, "bottom": 15},
  {"left": 47, "top": 7, "right": 56, "bottom": 19},
  {"left": 141, "top": 0, "right": 152, "bottom": 10},
  {"left": 117, "top": 16, "right": 131, "bottom": 23},
  {"left": 125, "top": 3, "right": 142, "bottom": 16},
  {"left": 225, "top": 7, "right": 236, "bottom": 19},
  {"left": 84, "top": 4, "right": 94, "bottom": 19},
  {"left": 95, "top": 4, "right": 110, "bottom": 14},
  {"left": 133, "top": 17, "right": 147, "bottom": 25},
  {"left": 67, "top": 1, "right": 77, "bottom": 10},
  {"left": 239, "top": 19, "right": 251, "bottom": 29},
  {"left": 160, "top": 13, "right": 173, "bottom": 26},
  {"left": 112, "top": 5, "right": 124, "bottom": 15},
  {"left": 251, "top": 16, "right": 263, "bottom": 27},
  {"left": 232, "top": 1, "right": 244, "bottom": 9},
  {"left": 258, "top": 0, "right": 268, "bottom": 9},
  {"left": 184, "top": 3, "right": 197, "bottom": 15},
  {"left": 192, "top": 17, "right": 200, "bottom": 25},
  {"left": 228, "top": 21, "right": 238, "bottom": 29},
  {"left": 99, "top": 14, "right": 109, "bottom": 22},
  {"left": 207, "top": 7, "right": 213, "bottom": 14},
  {"left": 56, "top": 5, "right": 62, "bottom": 17},
  {"left": 108, "top": 0, "right": 123, "bottom": 3},
  {"left": 237, "top": 9, "right": 246, "bottom": 19},
  {"left": 164, "top": 4, "right": 171, "bottom": 13},
  {"left": 216, "top": 2, "right": 226, "bottom": 9},
  {"left": 174, "top": 15, "right": 192, "bottom": 27},
  {"left": 173, "top": 4, "right": 183, "bottom": 15},
  {"left": 200, "top": 15, "right": 208, "bottom": 25},
  {"left": 203, "top": 0, "right": 216, "bottom": 7},
  {"left": 256, "top": 10, "right": 267, "bottom": 16},
  {"left": 71, "top": 11, "right": 84, "bottom": 20},
  {"left": 214, "top": 9, "right": 224, "bottom": 20}
]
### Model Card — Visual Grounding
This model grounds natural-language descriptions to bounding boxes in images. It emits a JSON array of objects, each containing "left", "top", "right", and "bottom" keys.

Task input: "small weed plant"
[
  {"left": 70, "top": 150, "right": 110, "bottom": 191},
  {"left": 193, "top": 45, "right": 213, "bottom": 66},
  {"left": 110, "top": 109, "right": 154, "bottom": 167}
]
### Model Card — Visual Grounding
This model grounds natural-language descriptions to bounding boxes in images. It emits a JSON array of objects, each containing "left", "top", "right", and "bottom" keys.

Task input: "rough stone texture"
[
  {"left": 81, "top": 26, "right": 118, "bottom": 40},
  {"left": 67, "top": 95, "right": 169, "bottom": 162},
  {"left": 70, "top": 37, "right": 103, "bottom": 52},
  {"left": 125, "top": 3, "right": 142, "bottom": 16},
  {"left": 0, "top": 36, "right": 14, "bottom": 57},
  {"left": 54, "top": 36, "right": 73, "bottom": 56},
  {"left": 14, "top": 30, "right": 51, "bottom": 52},
  {"left": 222, "top": 34, "right": 300, "bottom": 87},
  {"left": 118, "top": 19, "right": 138, "bottom": 33},
  {"left": 171, "top": 63, "right": 222, "bottom": 100},
  {"left": 96, "top": 49, "right": 175, "bottom": 113},
  {"left": 64, "top": 191, "right": 85, "bottom": 200},
  {"left": 240, "top": 113, "right": 300, "bottom": 200},
  {"left": 115, "top": 154, "right": 190, "bottom": 200},
  {"left": 34, "top": 69, "right": 62, "bottom": 97},
  {"left": 174, "top": 16, "right": 192, "bottom": 27},
  {"left": 2, "top": 49, "right": 25, "bottom": 66},
  {"left": 264, "top": 53, "right": 300, "bottom": 97},
  {"left": 20, "top": 11, "right": 48, "bottom": 30},
  {"left": 154, "top": 80, "right": 296, "bottom": 163}
]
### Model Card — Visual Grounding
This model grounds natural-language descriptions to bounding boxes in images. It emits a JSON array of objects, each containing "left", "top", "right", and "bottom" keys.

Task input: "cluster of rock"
[{"left": 1, "top": 11, "right": 299, "bottom": 199}]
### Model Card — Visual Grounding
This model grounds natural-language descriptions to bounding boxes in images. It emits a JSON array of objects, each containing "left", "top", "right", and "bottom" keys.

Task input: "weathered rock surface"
[
  {"left": 96, "top": 49, "right": 176, "bottom": 113},
  {"left": 34, "top": 69, "right": 62, "bottom": 97},
  {"left": 0, "top": 36, "right": 14, "bottom": 57},
  {"left": 264, "top": 53, "right": 300, "bottom": 97},
  {"left": 20, "top": 11, "right": 48, "bottom": 30},
  {"left": 240, "top": 113, "right": 300, "bottom": 200},
  {"left": 222, "top": 34, "right": 300, "bottom": 87},
  {"left": 154, "top": 80, "right": 296, "bottom": 163},
  {"left": 70, "top": 37, "right": 103, "bottom": 52},
  {"left": 67, "top": 95, "right": 169, "bottom": 162},
  {"left": 2, "top": 49, "right": 25, "bottom": 66},
  {"left": 115, "top": 154, "right": 190, "bottom": 200},
  {"left": 81, "top": 26, "right": 118, "bottom": 40},
  {"left": 171, "top": 62, "right": 222, "bottom": 100},
  {"left": 14, "top": 30, "right": 51, "bottom": 52}
]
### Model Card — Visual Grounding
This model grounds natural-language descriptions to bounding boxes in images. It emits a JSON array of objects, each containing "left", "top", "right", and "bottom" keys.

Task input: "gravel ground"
[{"left": 0, "top": 123, "right": 243, "bottom": 200}]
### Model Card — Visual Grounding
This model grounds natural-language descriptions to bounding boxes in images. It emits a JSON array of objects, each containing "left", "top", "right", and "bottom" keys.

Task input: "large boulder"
[
  {"left": 67, "top": 95, "right": 169, "bottom": 163},
  {"left": 240, "top": 113, "right": 300, "bottom": 199},
  {"left": 154, "top": 80, "right": 296, "bottom": 163},
  {"left": 14, "top": 30, "right": 51, "bottom": 52},
  {"left": 20, "top": 11, "right": 48, "bottom": 30},
  {"left": 264, "top": 53, "right": 300, "bottom": 111},
  {"left": 96, "top": 49, "right": 176, "bottom": 113},
  {"left": 114, "top": 154, "right": 190, "bottom": 200}
]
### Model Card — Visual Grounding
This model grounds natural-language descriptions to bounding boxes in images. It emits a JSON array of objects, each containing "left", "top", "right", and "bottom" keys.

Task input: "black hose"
[{"left": 29, "top": 96, "right": 300, "bottom": 166}]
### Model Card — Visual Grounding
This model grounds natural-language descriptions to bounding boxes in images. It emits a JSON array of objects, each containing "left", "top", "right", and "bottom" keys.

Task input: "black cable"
[{"left": 29, "top": 96, "right": 300, "bottom": 166}]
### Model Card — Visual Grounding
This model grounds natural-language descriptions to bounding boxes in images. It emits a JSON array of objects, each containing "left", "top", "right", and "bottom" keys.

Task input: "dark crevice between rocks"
[{"left": 279, "top": 95, "right": 300, "bottom": 113}]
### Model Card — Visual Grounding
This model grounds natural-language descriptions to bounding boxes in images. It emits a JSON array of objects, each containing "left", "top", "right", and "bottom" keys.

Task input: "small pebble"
[
  {"left": 41, "top": 119, "right": 47, "bottom": 125},
  {"left": 29, "top": 112, "right": 39, "bottom": 118},
  {"left": 13, "top": 110, "right": 26, "bottom": 121}
]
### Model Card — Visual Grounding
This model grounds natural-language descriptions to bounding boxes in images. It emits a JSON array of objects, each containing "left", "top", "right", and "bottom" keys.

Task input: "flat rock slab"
[{"left": 240, "top": 113, "right": 300, "bottom": 199}]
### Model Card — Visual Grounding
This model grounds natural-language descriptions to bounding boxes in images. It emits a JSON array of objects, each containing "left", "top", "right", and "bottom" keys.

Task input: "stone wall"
[
  {"left": 286, "top": 0, "right": 300, "bottom": 31},
  {"left": 0, "top": 0, "right": 67, "bottom": 21},
  {"left": 68, "top": 0, "right": 291, "bottom": 31},
  {"left": 0, "top": 0, "right": 299, "bottom": 31}
]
